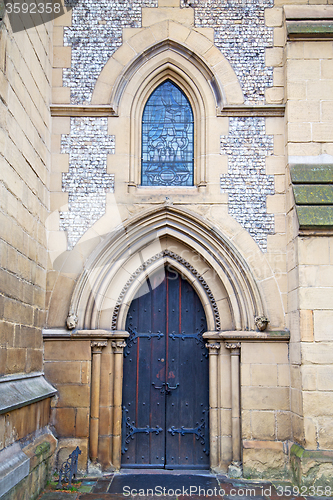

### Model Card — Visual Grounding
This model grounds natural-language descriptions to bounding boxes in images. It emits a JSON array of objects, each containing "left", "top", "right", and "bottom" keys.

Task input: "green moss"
[
  {"left": 35, "top": 441, "right": 51, "bottom": 457},
  {"left": 291, "top": 164, "right": 333, "bottom": 184},
  {"left": 287, "top": 22, "right": 333, "bottom": 37},
  {"left": 293, "top": 185, "right": 333, "bottom": 205},
  {"left": 296, "top": 206, "right": 333, "bottom": 227},
  {"left": 290, "top": 444, "right": 305, "bottom": 459}
]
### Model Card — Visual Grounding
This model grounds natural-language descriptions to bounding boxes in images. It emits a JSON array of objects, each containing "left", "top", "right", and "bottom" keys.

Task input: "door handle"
[
  {"left": 165, "top": 382, "right": 179, "bottom": 395},
  {"left": 152, "top": 382, "right": 166, "bottom": 394}
]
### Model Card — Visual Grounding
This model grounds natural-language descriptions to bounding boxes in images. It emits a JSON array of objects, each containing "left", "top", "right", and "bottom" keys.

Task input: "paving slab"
[
  {"left": 39, "top": 493, "right": 78, "bottom": 500},
  {"left": 107, "top": 472, "right": 219, "bottom": 495},
  {"left": 38, "top": 472, "right": 332, "bottom": 500},
  {"left": 92, "top": 478, "right": 113, "bottom": 493}
]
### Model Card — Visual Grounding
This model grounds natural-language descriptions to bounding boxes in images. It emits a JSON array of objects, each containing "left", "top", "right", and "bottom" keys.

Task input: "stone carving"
[
  {"left": 225, "top": 342, "right": 241, "bottom": 350},
  {"left": 112, "top": 341, "right": 127, "bottom": 354},
  {"left": 66, "top": 311, "right": 78, "bottom": 330},
  {"left": 111, "top": 250, "right": 221, "bottom": 331},
  {"left": 255, "top": 315, "right": 270, "bottom": 331},
  {"left": 205, "top": 342, "right": 221, "bottom": 355},
  {"left": 91, "top": 340, "right": 108, "bottom": 351}
]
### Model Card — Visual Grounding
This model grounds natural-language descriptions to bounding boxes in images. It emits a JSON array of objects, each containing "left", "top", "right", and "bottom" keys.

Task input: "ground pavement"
[{"left": 38, "top": 470, "right": 328, "bottom": 500}]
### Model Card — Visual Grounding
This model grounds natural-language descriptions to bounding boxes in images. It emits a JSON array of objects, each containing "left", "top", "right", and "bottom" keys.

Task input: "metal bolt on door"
[{"left": 121, "top": 267, "right": 209, "bottom": 469}]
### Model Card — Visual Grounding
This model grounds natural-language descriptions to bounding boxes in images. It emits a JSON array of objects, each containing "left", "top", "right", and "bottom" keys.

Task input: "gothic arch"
[
  {"left": 91, "top": 20, "right": 244, "bottom": 109},
  {"left": 69, "top": 206, "right": 268, "bottom": 333},
  {"left": 111, "top": 249, "right": 221, "bottom": 332}
]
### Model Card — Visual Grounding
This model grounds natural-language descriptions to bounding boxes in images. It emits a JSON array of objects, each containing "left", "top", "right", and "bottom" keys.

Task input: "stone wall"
[
  {"left": 0, "top": 13, "right": 52, "bottom": 376},
  {"left": 44, "top": 340, "right": 92, "bottom": 471},
  {"left": 220, "top": 117, "right": 275, "bottom": 251},
  {"left": 0, "top": 9, "right": 57, "bottom": 500},
  {"left": 241, "top": 342, "right": 291, "bottom": 479},
  {"left": 284, "top": 11, "right": 333, "bottom": 486},
  {"left": 44, "top": 0, "right": 333, "bottom": 485}
]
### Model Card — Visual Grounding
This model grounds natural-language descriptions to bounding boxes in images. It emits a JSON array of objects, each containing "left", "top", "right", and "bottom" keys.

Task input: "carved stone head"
[
  {"left": 66, "top": 311, "right": 78, "bottom": 330},
  {"left": 255, "top": 315, "right": 269, "bottom": 332}
]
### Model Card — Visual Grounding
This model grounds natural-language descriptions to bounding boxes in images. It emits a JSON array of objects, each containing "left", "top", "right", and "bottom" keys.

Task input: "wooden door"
[{"left": 121, "top": 267, "right": 209, "bottom": 469}]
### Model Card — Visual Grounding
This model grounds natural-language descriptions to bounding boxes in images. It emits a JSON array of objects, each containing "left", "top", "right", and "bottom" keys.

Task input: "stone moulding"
[
  {"left": 0, "top": 372, "right": 57, "bottom": 414},
  {"left": 50, "top": 105, "right": 116, "bottom": 117},
  {"left": 285, "top": 5, "right": 333, "bottom": 40},
  {"left": 218, "top": 105, "right": 285, "bottom": 117},
  {"left": 50, "top": 104, "right": 285, "bottom": 118},
  {"left": 91, "top": 20, "right": 244, "bottom": 108},
  {"left": 111, "top": 249, "right": 221, "bottom": 331},
  {"left": 290, "top": 164, "right": 333, "bottom": 232},
  {"left": 203, "top": 330, "right": 290, "bottom": 342},
  {"left": 110, "top": 39, "right": 224, "bottom": 113},
  {"left": 0, "top": 443, "right": 30, "bottom": 497},
  {"left": 287, "top": 21, "right": 333, "bottom": 40},
  {"left": 67, "top": 206, "right": 271, "bottom": 332}
]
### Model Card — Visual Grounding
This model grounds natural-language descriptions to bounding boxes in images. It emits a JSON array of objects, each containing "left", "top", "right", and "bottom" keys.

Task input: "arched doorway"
[{"left": 121, "top": 266, "right": 210, "bottom": 469}]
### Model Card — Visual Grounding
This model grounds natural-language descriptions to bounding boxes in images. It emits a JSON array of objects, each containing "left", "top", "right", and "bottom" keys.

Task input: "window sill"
[{"left": 128, "top": 183, "right": 206, "bottom": 196}]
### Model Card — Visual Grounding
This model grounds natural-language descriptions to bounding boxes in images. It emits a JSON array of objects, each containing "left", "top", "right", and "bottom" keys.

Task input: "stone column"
[
  {"left": 90, "top": 340, "right": 108, "bottom": 463},
  {"left": 225, "top": 342, "right": 242, "bottom": 477},
  {"left": 111, "top": 340, "right": 127, "bottom": 469},
  {"left": 205, "top": 342, "right": 221, "bottom": 470}
]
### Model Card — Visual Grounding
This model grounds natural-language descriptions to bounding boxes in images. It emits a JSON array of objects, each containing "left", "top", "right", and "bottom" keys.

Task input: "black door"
[{"left": 121, "top": 266, "right": 209, "bottom": 469}]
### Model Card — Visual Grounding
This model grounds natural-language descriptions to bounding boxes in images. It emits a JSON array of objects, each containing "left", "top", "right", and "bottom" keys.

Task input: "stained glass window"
[{"left": 141, "top": 80, "right": 194, "bottom": 186}]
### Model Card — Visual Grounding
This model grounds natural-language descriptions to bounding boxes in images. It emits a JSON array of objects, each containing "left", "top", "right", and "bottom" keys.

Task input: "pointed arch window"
[{"left": 141, "top": 80, "right": 194, "bottom": 186}]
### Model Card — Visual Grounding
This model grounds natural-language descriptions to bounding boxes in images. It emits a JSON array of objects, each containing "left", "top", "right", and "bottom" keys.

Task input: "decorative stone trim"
[
  {"left": 218, "top": 105, "right": 285, "bottom": 117},
  {"left": 285, "top": 5, "right": 333, "bottom": 40},
  {"left": 290, "top": 164, "right": 333, "bottom": 230},
  {"left": 111, "top": 341, "right": 127, "bottom": 354},
  {"left": 51, "top": 105, "right": 116, "bottom": 117},
  {"left": 111, "top": 249, "right": 221, "bottom": 331},
  {"left": 0, "top": 373, "right": 57, "bottom": 414},
  {"left": 225, "top": 342, "right": 241, "bottom": 350},
  {"left": 91, "top": 20, "right": 243, "bottom": 108},
  {"left": 287, "top": 21, "right": 333, "bottom": 40},
  {"left": 205, "top": 343, "right": 221, "bottom": 355},
  {"left": 91, "top": 340, "right": 108, "bottom": 351}
]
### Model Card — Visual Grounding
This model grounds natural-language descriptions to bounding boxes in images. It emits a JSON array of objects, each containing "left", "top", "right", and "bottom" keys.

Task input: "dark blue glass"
[{"left": 141, "top": 80, "right": 194, "bottom": 186}]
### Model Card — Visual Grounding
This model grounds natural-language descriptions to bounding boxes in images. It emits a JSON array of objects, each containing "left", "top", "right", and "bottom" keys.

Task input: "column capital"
[
  {"left": 205, "top": 342, "right": 221, "bottom": 355},
  {"left": 112, "top": 340, "right": 127, "bottom": 354},
  {"left": 91, "top": 340, "right": 108, "bottom": 353},
  {"left": 225, "top": 342, "right": 241, "bottom": 351}
]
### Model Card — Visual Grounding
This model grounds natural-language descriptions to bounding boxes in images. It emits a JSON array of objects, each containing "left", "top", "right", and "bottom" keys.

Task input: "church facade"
[{"left": 1, "top": 0, "right": 333, "bottom": 497}]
